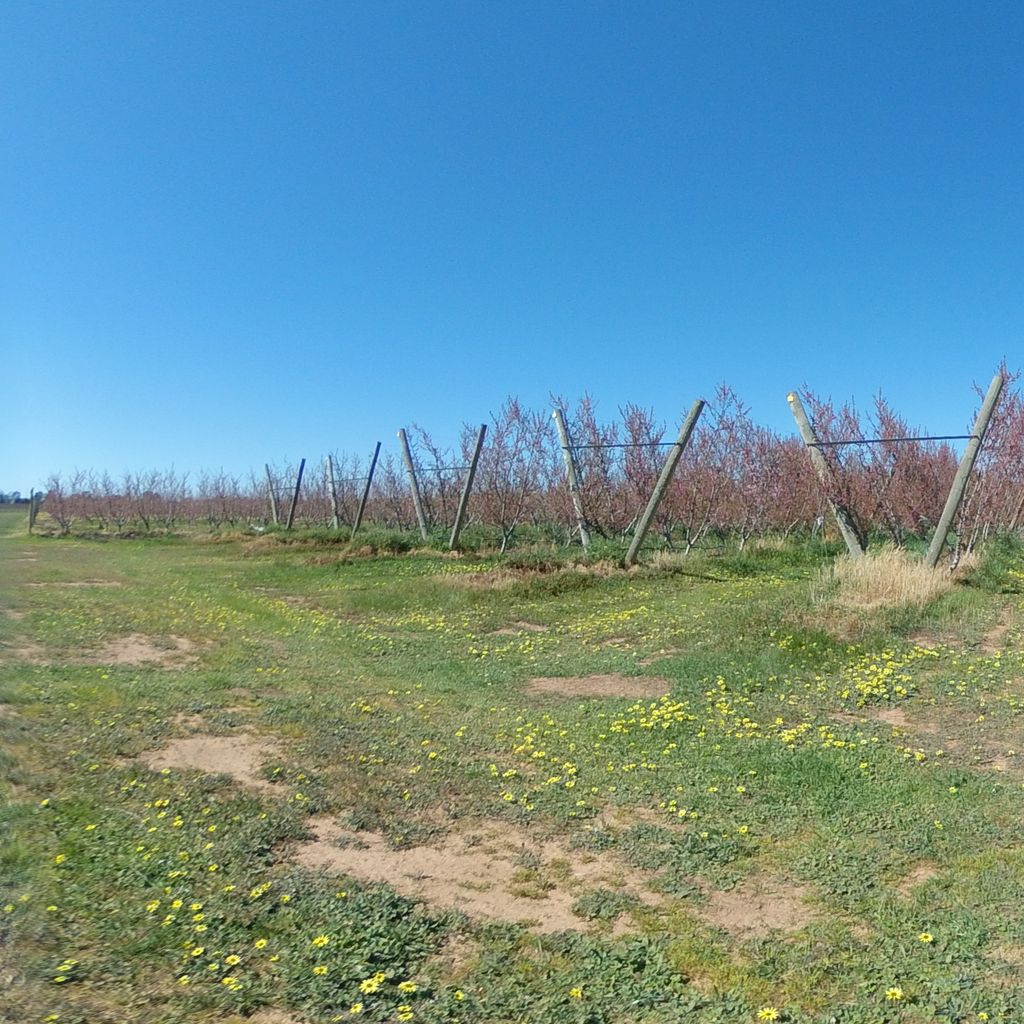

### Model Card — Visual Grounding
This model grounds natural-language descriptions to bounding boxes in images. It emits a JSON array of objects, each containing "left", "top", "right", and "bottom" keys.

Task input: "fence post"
[
  {"left": 325, "top": 455, "right": 341, "bottom": 530},
  {"left": 398, "top": 429, "right": 429, "bottom": 540},
  {"left": 787, "top": 391, "right": 866, "bottom": 560},
  {"left": 924, "top": 373, "right": 1004, "bottom": 569},
  {"left": 552, "top": 408, "right": 591, "bottom": 551},
  {"left": 353, "top": 442, "right": 381, "bottom": 538},
  {"left": 623, "top": 399, "right": 705, "bottom": 567},
  {"left": 285, "top": 458, "right": 305, "bottom": 531},
  {"left": 265, "top": 464, "right": 280, "bottom": 526},
  {"left": 28, "top": 490, "right": 38, "bottom": 534},
  {"left": 449, "top": 424, "right": 487, "bottom": 551}
]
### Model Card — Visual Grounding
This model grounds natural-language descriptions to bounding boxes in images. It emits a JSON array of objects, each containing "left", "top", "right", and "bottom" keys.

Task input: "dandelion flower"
[{"left": 885, "top": 987, "right": 904, "bottom": 1001}]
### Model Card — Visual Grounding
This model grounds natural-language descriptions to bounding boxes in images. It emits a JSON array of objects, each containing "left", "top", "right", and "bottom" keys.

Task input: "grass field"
[{"left": 4, "top": 508, "right": 1024, "bottom": 1024}]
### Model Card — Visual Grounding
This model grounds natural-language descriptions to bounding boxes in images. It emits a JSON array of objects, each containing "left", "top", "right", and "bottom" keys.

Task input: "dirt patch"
[
  {"left": 975, "top": 753, "right": 1019, "bottom": 773},
  {"left": 0, "top": 704, "right": 20, "bottom": 719},
  {"left": 138, "top": 734, "right": 281, "bottom": 794},
  {"left": 91, "top": 634, "right": 199, "bottom": 667},
  {"left": 491, "top": 620, "right": 550, "bottom": 636},
  {"left": 526, "top": 674, "right": 670, "bottom": 699},
  {"left": 0, "top": 642, "right": 46, "bottom": 664},
  {"left": 26, "top": 580, "right": 123, "bottom": 588},
  {"left": 220, "top": 1011, "right": 308, "bottom": 1024},
  {"left": 982, "top": 615, "right": 1013, "bottom": 655},
  {"left": 638, "top": 648, "right": 683, "bottom": 666},
  {"left": 699, "top": 875, "right": 815, "bottom": 938},
  {"left": 293, "top": 817, "right": 662, "bottom": 934},
  {"left": 1, "top": 609, "right": 26, "bottom": 620},
  {"left": 428, "top": 933, "right": 479, "bottom": 980},
  {"left": 989, "top": 944, "right": 1024, "bottom": 969},
  {"left": 895, "top": 862, "right": 939, "bottom": 896}
]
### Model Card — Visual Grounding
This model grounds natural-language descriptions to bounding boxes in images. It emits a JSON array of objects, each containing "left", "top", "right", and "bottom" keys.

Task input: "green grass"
[{"left": 3, "top": 507, "right": 1024, "bottom": 1022}]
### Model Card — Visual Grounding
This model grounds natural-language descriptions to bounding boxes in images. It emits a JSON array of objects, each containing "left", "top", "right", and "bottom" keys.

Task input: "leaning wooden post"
[
  {"left": 787, "top": 391, "right": 866, "bottom": 560},
  {"left": 623, "top": 399, "right": 705, "bottom": 568},
  {"left": 552, "top": 408, "right": 591, "bottom": 551},
  {"left": 449, "top": 424, "right": 487, "bottom": 551},
  {"left": 285, "top": 458, "right": 305, "bottom": 531},
  {"left": 398, "top": 429, "right": 429, "bottom": 540},
  {"left": 924, "top": 373, "right": 1004, "bottom": 569},
  {"left": 265, "top": 464, "right": 280, "bottom": 526},
  {"left": 325, "top": 455, "right": 341, "bottom": 530},
  {"left": 352, "top": 442, "right": 381, "bottom": 538}
]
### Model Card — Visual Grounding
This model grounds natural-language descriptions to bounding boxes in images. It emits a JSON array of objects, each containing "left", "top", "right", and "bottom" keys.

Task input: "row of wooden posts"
[{"left": 264, "top": 375, "right": 1003, "bottom": 567}]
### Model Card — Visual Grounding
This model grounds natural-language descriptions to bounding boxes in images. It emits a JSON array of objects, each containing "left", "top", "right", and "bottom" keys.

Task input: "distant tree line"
[{"left": 35, "top": 377, "right": 1024, "bottom": 558}]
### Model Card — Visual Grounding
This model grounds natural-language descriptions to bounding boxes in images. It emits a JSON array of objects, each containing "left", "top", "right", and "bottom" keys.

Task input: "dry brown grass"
[{"left": 825, "top": 546, "right": 975, "bottom": 609}]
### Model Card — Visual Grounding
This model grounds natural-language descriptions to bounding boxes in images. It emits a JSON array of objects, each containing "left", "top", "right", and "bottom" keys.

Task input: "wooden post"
[
  {"left": 325, "top": 455, "right": 341, "bottom": 530},
  {"left": 623, "top": 399, "right": 705, "bottom": 567},
  {"left": 265, "top": 464, "right": 279, "bottom": 526},
  {"left": 28, "top": 490, "right": 38, "bottom": 534},
  {"left": 787, "top": 391, "right": 866, "bottom": 560},
  {"left": 398, "top": 429, "right": 429, "bottom": 540},
  {"left": 352, "top": 442, "right": 381, "bottom": 537},
  {"left": 552, "top": 408, "right": 591, "bottom": 551},
  {"left": 924, "top": 373, "right": 1004, "bottom": 569},
  {"left": 285, "top": 458, "right": 305, "bottom": 531},
  {"left": 449, "top": 424, "right": 487, "bottom": 551}
]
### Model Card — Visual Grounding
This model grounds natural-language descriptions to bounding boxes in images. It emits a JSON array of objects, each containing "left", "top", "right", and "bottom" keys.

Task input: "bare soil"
[
  {"left": 138, "top": 734, "right": 281, "bottom": 794},
  {"left": 92, "top": 633, "right": 200, "bottom": 667},
  {"left": 292, "top": 816, "right": 663, "bottom": 934},
  {"left": 491, "top": 621, "right": 550, "bottom": 636},
  {"left": 25, "top": 580, "right": 123, "bottom": 588},
  {"left": 698, "top": 875, "right": 815, "bottom": 938},
  {"left": 526, "top": 674, "right": 670, "bottom": 699},
  {"left": 895, "top": 862, "right": 939, "bottom": 896}
]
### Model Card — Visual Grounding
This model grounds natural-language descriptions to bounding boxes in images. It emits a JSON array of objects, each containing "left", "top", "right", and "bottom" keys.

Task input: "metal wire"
[
  {"left": 562, "top": 442, "right": 675, "bottom": 450},
  {"left": 807, "top": 434, "right": 975, "bottom": 448}
]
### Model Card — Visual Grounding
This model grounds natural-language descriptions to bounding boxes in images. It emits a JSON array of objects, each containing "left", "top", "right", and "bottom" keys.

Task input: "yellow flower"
[
  {"left": 568, "top": 986, "right": 583, "bottom": 999},
  {"left": 349, "top": 1005, "right": 363, "bottom": 1016},
  {"left": 398, "top": 980, "right": 417, "bottom": 993},
  {"left": 359, "top": 972, "right": 385, "bottom": 993},
  {"left": 254, "top": 938, "right": 268, "bottom": 949},
  {"left": 225, "top": 955, "right": 241, "bottom": 966},
  {"left": 918, "top": 932, "right": 934, "bottom": 943},
  {"left": 885, "top": 987, "right": 904, "bottom": 1001},
  {"left": 757, "top": 1010, "right": 780, "bottom": 1022},
  {"left": 312, "top": 934, "right": 330, "bottom": 947},
  {"left": 453, "top": 990, "right": 466, "bottom": 1001},
  {"left": 313, "top": 965, "right": 328, "bottom": 976}
]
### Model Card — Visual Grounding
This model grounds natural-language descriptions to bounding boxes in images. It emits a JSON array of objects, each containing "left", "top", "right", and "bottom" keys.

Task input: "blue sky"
[{"left": 4, "top": 0, "right": 1022, "bottom": 490}]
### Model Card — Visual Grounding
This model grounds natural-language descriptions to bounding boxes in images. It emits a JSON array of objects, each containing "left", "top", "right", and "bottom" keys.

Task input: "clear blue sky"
[{"left": 4, "top": 0, "right": 1022, "bottom": 490}]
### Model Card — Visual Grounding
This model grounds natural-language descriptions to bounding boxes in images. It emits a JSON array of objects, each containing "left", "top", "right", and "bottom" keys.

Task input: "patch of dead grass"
[{"left": 826, "top": 547, "right": 974, "bottom": 610}]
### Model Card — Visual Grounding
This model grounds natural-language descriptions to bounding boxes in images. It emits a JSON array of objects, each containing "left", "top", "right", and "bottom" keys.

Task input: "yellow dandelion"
[{"left": 885, "top": 987, "right": 904, "bottom": 1001}]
